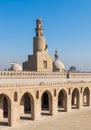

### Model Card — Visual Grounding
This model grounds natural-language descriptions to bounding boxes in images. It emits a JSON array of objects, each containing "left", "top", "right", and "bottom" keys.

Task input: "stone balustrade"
[
  {"left": 69, "top": 72, "right": 91, "bottom": 78},
  {"left": 0, "top": 71, "right": 66, "bottom": 79},
  {"left": 0, "top": 71, "right": 91, "bottom": 79}
]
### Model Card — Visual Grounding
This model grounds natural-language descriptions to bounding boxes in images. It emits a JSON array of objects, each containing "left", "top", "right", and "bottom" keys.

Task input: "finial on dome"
[
  {"left": 35, "top": 18, "right": 44, "bottom": 37},
  {"left": 54, "top": 49, "right": 59, "bottom": 60}
]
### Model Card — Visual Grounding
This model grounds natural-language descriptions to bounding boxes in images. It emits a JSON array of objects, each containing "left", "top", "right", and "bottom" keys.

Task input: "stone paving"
[{"left": 1, "top": 107, "right": 91, "bottom": 130}]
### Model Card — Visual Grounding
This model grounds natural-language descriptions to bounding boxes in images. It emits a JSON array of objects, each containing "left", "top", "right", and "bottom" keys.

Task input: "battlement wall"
[
  {"left": 69, "top": 72, "right": 91, "bottom": 78},
  {"left": 0, "top": 71, "right": 66, "bottom": 79},
  {"left": 0, "top": 71, "right": 91, "bottom": 79}
]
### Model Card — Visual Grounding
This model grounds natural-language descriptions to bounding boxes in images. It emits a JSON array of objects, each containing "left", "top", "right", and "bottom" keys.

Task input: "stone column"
[
  {"left": 49, "top": 99, "right": 52, "bottom": 115},
  {"left": 20, "top": 105, "right": 24, "bottom": 115},
  {"left": 8, "top": 104, "right": 11, "bottom": 126},
  {"left": 10, "top": 103, "right": 20, "bottom": 126},
  {"left": 87, "top": 94, "right": 91, "bottom": 106},
  {"left": 31, "top": 101, "right": 34, "bottom": 120},
  {"left": 67, "top": 94, "right": 71, "bottom": 112},
  {"left": 0, "top": 97, "right": 3, "bottom": 119},
  {"left": 79, "top": 93, "right": 83, "bottom": 109},
  {"left": 20, "top": 99, "right": 24, "bottom": 115},
  {"left": 51, "top": 98, "right": 58, "bottom": 116},
  {"left": 33, "top": 100, "right": 41, "bottom": 120}
]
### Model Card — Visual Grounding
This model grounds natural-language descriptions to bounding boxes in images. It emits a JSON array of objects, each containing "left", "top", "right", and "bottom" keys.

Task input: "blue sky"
[{"left": 0, "top": 0, "right": 91, "bottom": 71}]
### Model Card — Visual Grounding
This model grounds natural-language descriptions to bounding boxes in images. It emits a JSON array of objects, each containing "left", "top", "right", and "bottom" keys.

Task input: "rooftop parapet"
[
  {"left": 0, "top": 71, "right": 66, "bottom": 79},
  {"left": 0, "top": 71, "right": 91, "bottom": 79}
]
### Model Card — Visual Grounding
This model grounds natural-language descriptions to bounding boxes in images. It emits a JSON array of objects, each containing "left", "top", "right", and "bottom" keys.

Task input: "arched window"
[
  {"left": 43, "top": 60, "right": 47, "bottom": 68},
  {"left": 54, "top": 89, "right": 56, "bottom": 97},
  {"left": 36, "top": 90, "right": 39, "bottom": 99},
  {"left": 81, "top": 87, "right": 82, "bottom": 94},
  {"left": 14, "top": 92, "right": 18, "bottom": 102},
  {"left": 68, "top": 88, "right": 71, "bottom": 95}
]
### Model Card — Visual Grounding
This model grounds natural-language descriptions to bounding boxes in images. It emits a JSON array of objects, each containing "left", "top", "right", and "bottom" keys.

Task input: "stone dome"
[
  {"left": 53, "top": 49, "right": 65, "bottom": 72},
  {"left": 53, "top": 60, "right": 65, "bottom": 72},
  {"left": 10, "top": 63, "right": 22, "bottom": 71}
]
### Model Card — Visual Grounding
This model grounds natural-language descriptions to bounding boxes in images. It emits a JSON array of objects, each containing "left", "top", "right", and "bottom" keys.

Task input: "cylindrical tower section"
[
  {"left": 33, "top": 18, "right": 47, "bottom": 54},
  {"left": 33, "top": 37, "right": 46, "bottom": 54}
]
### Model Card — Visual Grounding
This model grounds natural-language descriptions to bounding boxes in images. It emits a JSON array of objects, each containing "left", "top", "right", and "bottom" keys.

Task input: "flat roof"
[{"left": 0, "top": 78, "right": 91, "bottom": 84}]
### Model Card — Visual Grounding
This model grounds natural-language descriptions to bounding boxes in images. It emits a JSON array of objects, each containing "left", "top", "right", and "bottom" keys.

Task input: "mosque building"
[
  {"left": 0, "top": 18, "right": 91, "bottom": 127},
  {"left": 22, "top": 18, "right": 64, "bottom": 72}
]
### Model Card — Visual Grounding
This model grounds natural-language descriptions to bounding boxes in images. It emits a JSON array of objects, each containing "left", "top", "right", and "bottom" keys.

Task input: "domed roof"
[
  {"left": 53, "top": 49, "right": 65, "bottom": 72},
  {"left": 10, "top": 63, "right": 22, "bottom": 71},
  {"left": 53, "top": 60, "right": 65, "bottom": 71}
]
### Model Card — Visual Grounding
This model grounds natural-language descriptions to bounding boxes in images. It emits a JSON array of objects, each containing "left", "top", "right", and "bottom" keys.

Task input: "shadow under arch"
[
  {"left": 71, "top": 88, "right": 79, "bottom": 109},
  {"left": 41, "top": 90, "right": 52, "bottom": 116},
  {"left": 83, "top": 87, "right": 90, "bottom": 106},
  {"left": 58, "top": 89, "right": 67, "bottom": 112},
  {"left": 0, "top": 93, "right": 11, "bottom": 126},
  {"left": 20, "top": 92, "right": 34, "bottom": 120}
]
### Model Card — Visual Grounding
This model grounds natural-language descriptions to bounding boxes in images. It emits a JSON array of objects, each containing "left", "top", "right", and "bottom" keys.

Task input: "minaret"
[
  {"left": 53, "top": 49, "right": 65, "bottom": 72},
  {"left": 33, "top": 18, "right": 47, "bottom": 54},
  {"left": 23, "top": 18, "right": 52, "bottom": 72},
  {"left": 35, "top": 18, "right": 43, "bottom": 37},
  {"left": 54, "top": 49, "right": 59, "bottom": 60}
]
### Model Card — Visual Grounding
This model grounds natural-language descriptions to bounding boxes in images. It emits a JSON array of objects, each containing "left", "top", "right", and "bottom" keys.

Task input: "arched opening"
[
  {"left": 83, "top": 87, "right": 90, "bottom": 106},
  {"left": 3, "top": 96, "right": 8, "bottom": 117},
  {"left": 42, "top": 92, "right": 48, "bottom": 110},
  {"left": 14, "top": 92, "right": 18, "bottom": 102},
  {"left": 36, "top": 90, "right": 39, "bottom": 99},
  {"left": 71, "top": 88, "right": 79, "bottom": 109},
  {"left": 41, "top": 91, "right": 52, "bottom": 116},
  {"left": 58, "top": 89, "right": 67, "bottom": 112},
  {"left": 0, "top": 94, "right": 11, "bottom": 126},
  {"left": 20, "top": 92, "right": 34, "bottom": 120}
]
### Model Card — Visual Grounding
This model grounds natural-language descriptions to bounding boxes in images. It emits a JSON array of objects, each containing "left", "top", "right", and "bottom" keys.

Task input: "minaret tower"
[
  {"left": 35, "top": 18, "right": 43, "bottom": 37},
  {"left": 53, "top": 49, "right": 65, "bottom": 72},
  {"left": 23, "top": 18, "right": 52, "bottom": 71},
  {"left": 33, "top": 18, "right": 47, "bottom": 54},
  {"left": 54, "top": 49, "right": 59, "bottom": 60}
]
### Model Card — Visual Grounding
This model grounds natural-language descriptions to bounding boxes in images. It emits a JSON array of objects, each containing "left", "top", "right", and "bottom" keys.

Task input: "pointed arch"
[
  {"left": 83, "top": 87, "right": 90, "bottom": 106},
  {"left": 58, "top": 89, "right": 67, "bottom": 112},
  {"left": 0, "top": 94, "right": 11, "bottom": 126},
  {"left": 41, "top": 90, "right": 52, "bottom": 115},
  {"left": 20, "top": 92, "right": 34, "bottom": 120},
  {"left": 71, "top": 88, "right": 79, "bottom": 109}
]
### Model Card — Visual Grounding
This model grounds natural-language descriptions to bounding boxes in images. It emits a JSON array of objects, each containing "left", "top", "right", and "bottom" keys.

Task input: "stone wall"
[
  {"left": 69, "top": 72, "right": 91, "bottom": 78},
  {"left": 0, "top": 71, "right": 66, "bottom": 79},
  {"left": 0, "top": 81, "right": 91, "bottom": 126},
  {"left": 0, "top": 71, "right": 91, "bottom": 79}
]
